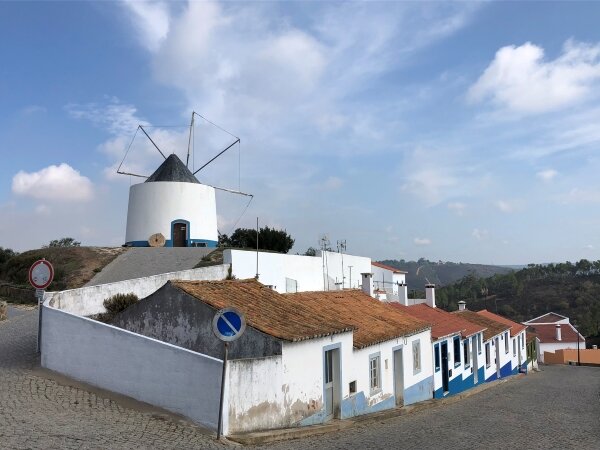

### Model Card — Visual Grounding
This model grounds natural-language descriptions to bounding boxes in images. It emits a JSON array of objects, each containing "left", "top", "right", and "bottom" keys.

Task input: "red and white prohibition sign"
[{"left": 28, "top": 259, "right": 54, "bottom": 290}]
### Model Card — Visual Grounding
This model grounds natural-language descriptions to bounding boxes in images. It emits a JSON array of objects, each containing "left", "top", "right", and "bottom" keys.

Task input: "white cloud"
[
  {"left": 557, "top": 188, "right": 600, "bottom": 204},
  {"left": 447, "top": 202, "right": 466, "bottom": 215},
  {"left": 495, "top": 199, "right": 522, "bottom": 213},
  {"left": 468, "top": 40, "right": 600, "bottom": 114},
  {"left": 414, "top": 237, "right": 431, "bottom": 246},
  {"left": 584, "top": 244, "right": 594, "bottom": 250},
  {"left": 323, "top": 176, "right": 343, "bottom": 190},
  {"left": 12, "top": 164, "right": 93, "bottom": 202},
  {"left": 122, "top": 0, "right": 170, "bottom": 52},
  {"left": 536, "top": 169, "right": 558, "bottom": 181},
  {"left": 472, "top": 228, "right": 488, "bottom": 241}
]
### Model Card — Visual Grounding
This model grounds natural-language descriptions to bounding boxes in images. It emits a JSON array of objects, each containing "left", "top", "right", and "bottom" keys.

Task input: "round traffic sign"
[
  {"left": 28, "top": 259, "right": 54, "bottom": 290},
  {"left": 212, "top": 307, "right": 246, "bottom": 342}
]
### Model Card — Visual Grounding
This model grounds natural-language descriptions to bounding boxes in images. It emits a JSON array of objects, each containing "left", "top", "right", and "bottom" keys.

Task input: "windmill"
[{"left": 118, "top": 112, "right": 253, "bottom": 248}]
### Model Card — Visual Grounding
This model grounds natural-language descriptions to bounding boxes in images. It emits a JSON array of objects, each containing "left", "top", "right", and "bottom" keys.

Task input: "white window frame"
[
  {"left": 478, "top": 334, "right": 482, "bottom": 354},
  {"left": 369, "top": 353, "right": 381, "bottom": 394},
  {"left": 413, "top": 340, "right": 421, "bottom": 375},
  {"left": 504, "top": 332, "right": 509, "bottom": 354},
  {"left": 485, "top": 342, "right": 491, "bottom": 368},
  {"left": 463, "top": 339, "right": 470, "bottom": 368}
]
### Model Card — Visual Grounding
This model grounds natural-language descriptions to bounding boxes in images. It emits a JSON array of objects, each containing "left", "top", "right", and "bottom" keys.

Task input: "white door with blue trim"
[{"left": 324, "top": 348, "right": 340, "bottom": 420}]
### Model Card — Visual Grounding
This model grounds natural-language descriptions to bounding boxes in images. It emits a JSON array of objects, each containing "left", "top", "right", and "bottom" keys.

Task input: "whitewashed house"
[
  {"left": 476, "top": 309, "right": 528, "bottom": 373},
  {"left": 371, "top": 261, "right": 407, "bottom": 299},
  {"left": 111, "top": 278, "right": 434, "bottom": 434},
  {"left": 392, "top": 301, "right": 486, "bottom": 398},
  {"left": 224, "top": 248, "right": 371, "bottom": 293},
  {"left": 523, "top": 313, "right": 585, "bottom": 363},
  {"left": 453, "top": 308, "right": 512, "bottom": 382}
]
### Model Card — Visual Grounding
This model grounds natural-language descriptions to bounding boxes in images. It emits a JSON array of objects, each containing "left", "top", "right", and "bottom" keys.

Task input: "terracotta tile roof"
[
  {"left": 172, "top": 279, "right": 355, "bottom": 342},
  {"left": 391, "top": 304, "right": 484, "bottom": 340},
  {"left": 452, "top": 310, "right": 510, "bottom": 341},
  {"left": 372, "top": 261, "right": 407, "bottom": 274},
  {"left": 476, "top": 310, "right": 527, "bottom": 337},
  {"left": 526, "top": 324, "right": 585, "bottom": 344},
  {"left": 524, "top": 312, "right": 568, "bottom": 324},
  {"left": 284, "top": 290, "right": 431, "bottom": 349}
]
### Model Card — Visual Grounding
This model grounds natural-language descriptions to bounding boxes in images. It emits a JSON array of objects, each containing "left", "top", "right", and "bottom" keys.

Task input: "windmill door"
[{"left": 173, "top": 223, "right": 187, "bottom": 247}]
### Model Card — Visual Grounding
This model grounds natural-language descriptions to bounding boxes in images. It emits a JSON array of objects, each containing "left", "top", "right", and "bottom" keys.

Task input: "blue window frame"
[
  {"left": 434, "top": 343, "right": 440, "bottom": 372},
  {"left": 453, "top": 336, "right": 461, "bottom": 367}
]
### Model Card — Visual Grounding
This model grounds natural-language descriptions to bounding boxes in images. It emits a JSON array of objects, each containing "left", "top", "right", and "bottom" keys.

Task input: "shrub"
[{"left": 94, "top": 293, "right": 138, "bottom": 323}]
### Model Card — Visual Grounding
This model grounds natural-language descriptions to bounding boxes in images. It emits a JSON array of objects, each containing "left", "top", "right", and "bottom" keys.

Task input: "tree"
[
  {"left": 219, "top": 227, "right": 294, "bottom": 253},
  {"left": 0, "top": 247, "right": 17, "bottom": 265},
  {"left": 44, "top": 237, "right": 81, "bottom": 248},
  {"left": 304, "top": 247, "right": 317, "bottom": 256}
]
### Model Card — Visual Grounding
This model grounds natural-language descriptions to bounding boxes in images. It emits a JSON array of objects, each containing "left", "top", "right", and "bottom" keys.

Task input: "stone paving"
[{"left": 1, "top": 305, "right": 599, "bottom": 449}]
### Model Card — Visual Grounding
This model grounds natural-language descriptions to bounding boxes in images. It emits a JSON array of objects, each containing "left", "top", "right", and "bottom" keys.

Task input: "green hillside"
[
  {"left": 378, "top": 258, "right": 513, "bottom": 288},
  {"left": 435, "top": 260, "right": 600, "bottom": 340}
]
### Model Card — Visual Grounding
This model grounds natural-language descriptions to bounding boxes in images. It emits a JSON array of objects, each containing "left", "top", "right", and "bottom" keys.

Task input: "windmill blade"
[
  {"left": 139, "top": 125, "right": 167, "bottom": 160},
  {"left": 116, "top": 170, "right": 149, "bottom": 179},
  {"left": 192, "top": 138, "right": 240, "bottom": 175},
  {"left": 205, "top": 183, "right": 253, "bottom": 198},
  {"left": 186, "top": 111, "right": 194, "bottom": 168}
]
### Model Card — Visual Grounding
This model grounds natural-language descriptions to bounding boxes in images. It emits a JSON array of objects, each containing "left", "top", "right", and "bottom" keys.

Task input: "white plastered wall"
[
  {"left": 371, "top": 265, "right": 406, "bottom": 295},
  {"left": 125, "top": 182, "right": 218, "bottom": 244},
  {"left": 224, "top": 250, "right": 371, "bottom": 293}
]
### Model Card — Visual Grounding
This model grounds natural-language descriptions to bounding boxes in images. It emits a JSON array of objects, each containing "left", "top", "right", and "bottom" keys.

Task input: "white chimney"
[
  {"left": 361, "top": 273, "right": 374, "bottom": 297},
  {"left": 425, "top": 284, "right": 436, "bottom": 308},
  {"left": 555, "top": 324, "right": 562, "bottom": 341},
  {"left": 458, "top": 300, "right": 466, "bottom": 311},
  {"left": 398, "top": 282, "right": 409, "bottom": 306}
]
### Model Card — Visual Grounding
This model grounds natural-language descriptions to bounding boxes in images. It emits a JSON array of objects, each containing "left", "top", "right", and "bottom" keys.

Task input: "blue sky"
[{"left": 2, "top": 1, "right": 600, "bottom": 265}]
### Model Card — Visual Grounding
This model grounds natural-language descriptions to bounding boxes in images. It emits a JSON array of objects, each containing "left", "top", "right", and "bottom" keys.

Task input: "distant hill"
[{"left": 378, "top": 258, "right": 513, "bottom": 288}]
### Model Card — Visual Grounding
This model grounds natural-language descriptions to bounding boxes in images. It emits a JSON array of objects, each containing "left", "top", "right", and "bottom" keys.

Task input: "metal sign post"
[
  {"left": 29, "top": 259, "right": 54, "bottom": 353},
  {"left": 212, "top": 307, "right": 246, "bottom": 440}
]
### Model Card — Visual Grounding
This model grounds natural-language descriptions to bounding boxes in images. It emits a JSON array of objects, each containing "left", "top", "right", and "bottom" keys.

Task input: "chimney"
[
  {"left": 361, "top": 273, "right": 374, "bottom": 297},
  {"left": 398, "top": 282, "right": 409, "bottom": 306},
  {"left": 458, "top": 300, "right": 466, "bottom": 311},
  {"left": 425, "top": 284, "right": 436, "bottom": 308},
  {"left": 555, "top": 324, "right": 562, "bottom": 341}
]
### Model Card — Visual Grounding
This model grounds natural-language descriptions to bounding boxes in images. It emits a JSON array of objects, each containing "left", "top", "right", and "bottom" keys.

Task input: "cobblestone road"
[{"left": 1, "top": 306, "right": 599, "bottom": 449}]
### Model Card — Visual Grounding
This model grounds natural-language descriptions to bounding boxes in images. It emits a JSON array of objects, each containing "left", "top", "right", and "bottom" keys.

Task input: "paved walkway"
[
  {"left": 1, "top": 306, "right": 599, "bottom": 449},
  {"left": 85, "top": 248, "right": 214, "bottom": 286}
]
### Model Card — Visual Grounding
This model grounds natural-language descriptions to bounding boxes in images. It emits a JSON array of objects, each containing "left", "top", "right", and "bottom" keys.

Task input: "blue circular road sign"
[{"left": 212, "top": 307, "right": 246, "bottom": 342}]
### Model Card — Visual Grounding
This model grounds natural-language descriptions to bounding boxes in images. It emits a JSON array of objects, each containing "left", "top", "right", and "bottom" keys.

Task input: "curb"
[{"left": 228, "top": 373, "right": 525, "bottom": 445}]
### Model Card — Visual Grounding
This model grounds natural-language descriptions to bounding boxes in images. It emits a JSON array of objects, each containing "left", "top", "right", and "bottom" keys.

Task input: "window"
[
  {"left": 349, "top": 380, "right": 357, "bottom": 394},
  {"left": 478, "top": 334, "right": 482, "bottom": 354},
  {"left": 522, "top": 333, "right": 526, "bottom": 349},
  {"left": 485, "top": 343, "right": 491, "bottom": 368},
  {"left": 513, "top": 338, "right": 516, "bottom": 357},
  {"left": 463, "top": 340, "right": 470, "bottom": 368},
  {"left": 453, "top": 337, "right": 461, "bottom": 367},
  {"left": 413, "top": 340, "right": 421, "bottom": 374},
  {"left": 369, "top": 354, "right": 381, "bottom": 393},
  {"left": 434, "top": 343, "right": 440, "bottom": 372},
  {"left": 504, "top": 332, "right": 509, "bottom": 354}
]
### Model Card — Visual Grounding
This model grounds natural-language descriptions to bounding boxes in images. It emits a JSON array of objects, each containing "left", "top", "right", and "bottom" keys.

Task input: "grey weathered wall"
[
  {"left": 41, "top": 303, "right": 222, "bottom": 430},
  {"left": 0, "top": 300, "right": 6, "bottom": 321},
  {"left": 112, "top": 282, "right": 282, "bottom": 360}
]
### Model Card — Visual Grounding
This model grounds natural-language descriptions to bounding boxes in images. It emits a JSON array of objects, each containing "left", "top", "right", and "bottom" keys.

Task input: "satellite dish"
[{"left": 148, "top": 233, "right": 166, "bottom": 247}]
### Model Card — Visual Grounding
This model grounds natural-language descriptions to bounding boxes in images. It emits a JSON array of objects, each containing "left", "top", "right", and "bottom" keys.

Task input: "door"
[
  {"left": 495, "top": 337, "right": 501, "bottom": 378},
  {"left": 441, "top": 341, "right": 449, "bottom": 393},
  {"left": 472, "top": 336, "right": 478, "bottom": 384},
  {"left": 324, "top": 348, "right": 340, "bottom": 420},
  {"left": 518, "top": 335, "right": 523, "bottom": 370},
  {"left": 172, "top": 223, "right": 187, "bottom": 247},
  {"left": 393, "top": 348, "right": 404, "bottom": 406}
]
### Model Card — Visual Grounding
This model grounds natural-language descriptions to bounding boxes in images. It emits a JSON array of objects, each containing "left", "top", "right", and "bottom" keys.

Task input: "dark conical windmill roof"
[{"left": 145, "top": 154, "right": 199, "bottom": 184}]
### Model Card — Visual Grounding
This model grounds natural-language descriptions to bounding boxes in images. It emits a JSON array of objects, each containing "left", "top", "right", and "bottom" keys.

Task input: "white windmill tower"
[{"left": 119, "top": 112, "right": 252, "bottom": 248}]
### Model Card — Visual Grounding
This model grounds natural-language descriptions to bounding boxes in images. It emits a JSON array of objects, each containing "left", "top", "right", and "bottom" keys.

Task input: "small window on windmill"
[
  {"left": 349, "top": 380, "right": 357, "bottom": 394},
  {"left": 285, "top": 278, "right": 298, "bottom": 293}
]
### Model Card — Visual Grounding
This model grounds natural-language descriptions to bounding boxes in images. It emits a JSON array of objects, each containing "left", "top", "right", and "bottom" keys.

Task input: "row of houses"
[{"left": 108, "top": 267, "right": 531, "bottom": 434}]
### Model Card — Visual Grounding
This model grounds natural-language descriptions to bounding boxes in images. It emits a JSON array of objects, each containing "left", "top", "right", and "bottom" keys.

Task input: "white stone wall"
[
  {"left": 125, "top": 181, "right": 218, "bottom": 244},
  {"left": 224, "top": 249, "right": 371, "bottom": 293},
  {"left": 371, "top": 265, "right": 406, "bottom": 295},
  {"left": 41, "top": 304, "right": 223, "bottom": 430},
  {"left": 46, "top": 264, "right": 229, "bottom": 316}
]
